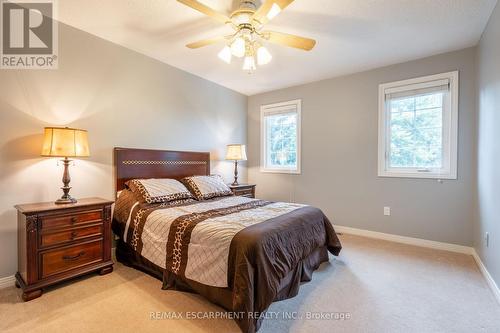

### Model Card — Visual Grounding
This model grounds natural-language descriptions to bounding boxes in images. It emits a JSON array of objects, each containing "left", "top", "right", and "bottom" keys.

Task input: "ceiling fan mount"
[{"left": 177, "top": 0, "right": 316, "bottom": 72}]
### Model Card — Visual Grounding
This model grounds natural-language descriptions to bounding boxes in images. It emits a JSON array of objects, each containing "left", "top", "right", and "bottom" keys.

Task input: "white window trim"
[
  {"left": 260, "top": 99, "right": 302, "bottom": 174},
  {"left": 377, "top": 71, "right": 459, "bottom": 179}
]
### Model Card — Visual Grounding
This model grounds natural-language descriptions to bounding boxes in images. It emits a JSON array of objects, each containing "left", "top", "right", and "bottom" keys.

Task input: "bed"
[{"left": 111, "top": 147, "right": 342, "bottom": 332}]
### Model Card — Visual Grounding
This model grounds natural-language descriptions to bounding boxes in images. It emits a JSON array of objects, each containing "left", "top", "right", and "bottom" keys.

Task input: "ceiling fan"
[{"left": 177, "top": 0, "right": 316, "bottom": 71}]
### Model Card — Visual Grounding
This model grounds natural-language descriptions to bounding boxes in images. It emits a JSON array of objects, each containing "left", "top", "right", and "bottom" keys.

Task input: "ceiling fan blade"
[
  {"left": 252, "top": 0, "right": 295, "bottom": 25},
  {"left": 186, "top": 36, "right": 227, "bottom": 49},
  {"left": 177, "top": 0, "right": 230, "bottom": 24},
  {"left": 261, "top": 31, "right": 316, "bottom": 51}
]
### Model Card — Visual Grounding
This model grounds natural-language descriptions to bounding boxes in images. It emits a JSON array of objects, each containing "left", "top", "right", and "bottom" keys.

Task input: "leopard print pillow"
[
  {"left": 126, "top": 178, "right": 193, "bottom": 204},
  {"left": 182, "top": 175, "right": 233, "bottom": 200}
]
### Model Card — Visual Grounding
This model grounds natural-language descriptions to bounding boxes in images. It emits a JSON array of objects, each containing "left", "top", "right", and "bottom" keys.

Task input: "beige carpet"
[{"left": 1, "top": 234, "right": 499, "bottom": 333}]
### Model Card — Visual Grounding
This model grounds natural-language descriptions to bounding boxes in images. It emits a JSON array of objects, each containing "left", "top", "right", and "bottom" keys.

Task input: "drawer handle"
[
  {"left": 62, "top": 251, "right": 85, "bottom": 261},
  {"left": 71, "top": 217, "right": 78, "bottom": 224},
  {"left": 70, "top": 231, "right": 78, "bottom": 239}
]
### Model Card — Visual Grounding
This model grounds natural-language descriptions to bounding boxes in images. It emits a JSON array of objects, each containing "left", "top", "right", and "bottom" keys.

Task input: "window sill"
[
  {"left": 260, "top": 168, "right": 301, "bottom": 175},
  {"left": 378, "top": 170, "right": 457, "bottom": 180}
]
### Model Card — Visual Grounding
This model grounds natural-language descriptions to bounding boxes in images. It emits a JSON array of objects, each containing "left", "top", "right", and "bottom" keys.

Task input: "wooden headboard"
[{"left": 114, "top": 147, "right": 210, "bottom": 192}]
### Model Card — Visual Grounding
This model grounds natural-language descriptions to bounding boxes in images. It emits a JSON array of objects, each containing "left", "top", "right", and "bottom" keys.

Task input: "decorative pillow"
[
  {"left": 182, "top": 175, "right": 233, "bottom": 200},
  {"left": 126, "top": 178, "right": 193, "bottom": 204},
  {"left": 113, "top": 189, "right": 139, "bottom": 224}
]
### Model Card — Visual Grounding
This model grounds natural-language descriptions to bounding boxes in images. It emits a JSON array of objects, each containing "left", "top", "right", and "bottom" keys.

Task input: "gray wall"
[
  {"left": 248, "top": 48, "right": 477, "bottom": 246},
  {"left": 0, "top": 23, "right": 247, "bottom": 278},
  {"left": 475, "top": 2, "right": 500, "bottom": 287}
]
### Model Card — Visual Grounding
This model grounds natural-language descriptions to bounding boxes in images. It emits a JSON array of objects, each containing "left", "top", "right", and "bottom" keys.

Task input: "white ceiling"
[{"left": 57, "top": 0, "right": 497, "bottom": 95}]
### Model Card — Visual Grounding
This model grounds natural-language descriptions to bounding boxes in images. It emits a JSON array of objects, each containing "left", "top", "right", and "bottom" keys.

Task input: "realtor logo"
[{"left": 1, "top": 0, "right": 58, "bottom": 69}]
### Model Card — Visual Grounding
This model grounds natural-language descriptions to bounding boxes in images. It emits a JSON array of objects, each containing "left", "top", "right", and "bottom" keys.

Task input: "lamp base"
[
  {"left": 55, "top": 196, "right": 77, "bottom": 205},
  {"left": 55, "top": 158, "right": 77, "bottom": 205},
  {"left": 232, "top": 160, "right": 240, "bottom": 187}
]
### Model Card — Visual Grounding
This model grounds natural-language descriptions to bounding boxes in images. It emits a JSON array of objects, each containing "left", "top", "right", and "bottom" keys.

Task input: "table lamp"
[
  {"left": 41, "top": 127, "right": 90, "bottom": 204},
  {"left": 225, "top": 144, "right": 247, "bottom": 186}
]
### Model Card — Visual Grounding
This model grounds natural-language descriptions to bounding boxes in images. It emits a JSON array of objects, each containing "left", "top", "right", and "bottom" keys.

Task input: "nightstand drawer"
[
  {"left": 41, "top": 224, "right": 103, "bottom": 248},
  {"left": 41, "top": 209, "right": 103, "bottom": 230},
  {"left": 229, "top": 184, "right": 256, "bottom": 198},
  {"left": 40, "top": 239, "right": 103, "bottom": 279},
  {"left": 233, "top": 189, "right": 254, "bottom": 196}
]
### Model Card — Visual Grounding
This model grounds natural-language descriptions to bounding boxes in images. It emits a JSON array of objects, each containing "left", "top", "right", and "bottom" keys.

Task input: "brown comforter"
[{"left": 113, "top": 191, "right": 342, "bottom": 332}]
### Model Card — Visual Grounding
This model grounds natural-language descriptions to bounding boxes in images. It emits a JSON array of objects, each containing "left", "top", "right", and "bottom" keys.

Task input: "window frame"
[
  {"left": 377, "top": 71, "right": 459, "bottom": 179},
  {"left": 260, "top": 99, "right": 302, "bottom": 174}
]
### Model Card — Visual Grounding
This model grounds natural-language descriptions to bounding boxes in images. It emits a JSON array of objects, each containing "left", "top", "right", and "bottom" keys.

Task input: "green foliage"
[
  {"left": 389, "top": 93, "right": 443, "bottom": 168},
  {"left": 266, "top": 113, "right": 297, "bottom": 167}
]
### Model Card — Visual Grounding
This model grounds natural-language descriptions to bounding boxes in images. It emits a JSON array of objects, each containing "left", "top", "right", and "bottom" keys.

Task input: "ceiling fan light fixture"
[
  {"left": 266, "top": 3, "right": 282, "bottom": 21},
  {"left": 242, "top": 55, "right": 256, "bottom": 71},
  {"left": 231, "top": 37, "right": 246, "bottom": 58},
  {"left": 218, "top": 45, "right": 232, "bottom": 64},
  {"left": 178, "top": 0, "right": 316, "bottom": 72},
  {"left": 257, "top": 46, "right": 272, "bottom": 65}
]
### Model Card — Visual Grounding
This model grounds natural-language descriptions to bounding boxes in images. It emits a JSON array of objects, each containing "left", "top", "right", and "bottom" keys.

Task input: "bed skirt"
[{"left": 115, "top": 237, "right": 330, "bottom": 332}]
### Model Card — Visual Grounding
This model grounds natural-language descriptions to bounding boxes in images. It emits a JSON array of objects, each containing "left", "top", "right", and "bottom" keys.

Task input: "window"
[
  {"left": 378, "top": 71, "right": 458, "bottom": 179},
  {"left": 261, "top": 99, "right": 301, "bottom": 174}
]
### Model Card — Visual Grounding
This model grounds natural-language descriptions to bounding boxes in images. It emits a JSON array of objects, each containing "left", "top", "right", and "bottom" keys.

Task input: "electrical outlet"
[
  {"left": 384, "top": 207, "right": 391, "bottom": 216},
  {"left": 485, "top": 232, "right": 490, "bottom": 247}
]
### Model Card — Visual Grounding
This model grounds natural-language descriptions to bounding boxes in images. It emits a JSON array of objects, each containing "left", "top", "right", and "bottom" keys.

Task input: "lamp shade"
[
  {"left": 41, "top": 127, "right": 90, "bottom": 157},
  {"left": 225, "top": 144, "right": 247, "bottom": 161}
]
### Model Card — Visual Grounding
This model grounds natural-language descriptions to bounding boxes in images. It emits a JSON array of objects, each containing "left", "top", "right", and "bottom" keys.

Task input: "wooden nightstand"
[
  {"left": 15, "top": 197, "right": 114, "bottom": 301},
  {"left": 229, "top": 184, "right": 256, "bottom": 198}
]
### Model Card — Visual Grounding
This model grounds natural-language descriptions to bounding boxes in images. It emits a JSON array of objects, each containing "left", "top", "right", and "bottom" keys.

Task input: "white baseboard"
[
  {"left": 472, "top": 250, "right": 500, "bottom": 305},
  {"left": 0, "top": 275, "right": 15, "bottom": 289},
  {"left": 335, "top": 225, "right": 473, "bottom": 254},
  {"left": 335, "top": 225, "right": 500, "bottom": 305}
]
